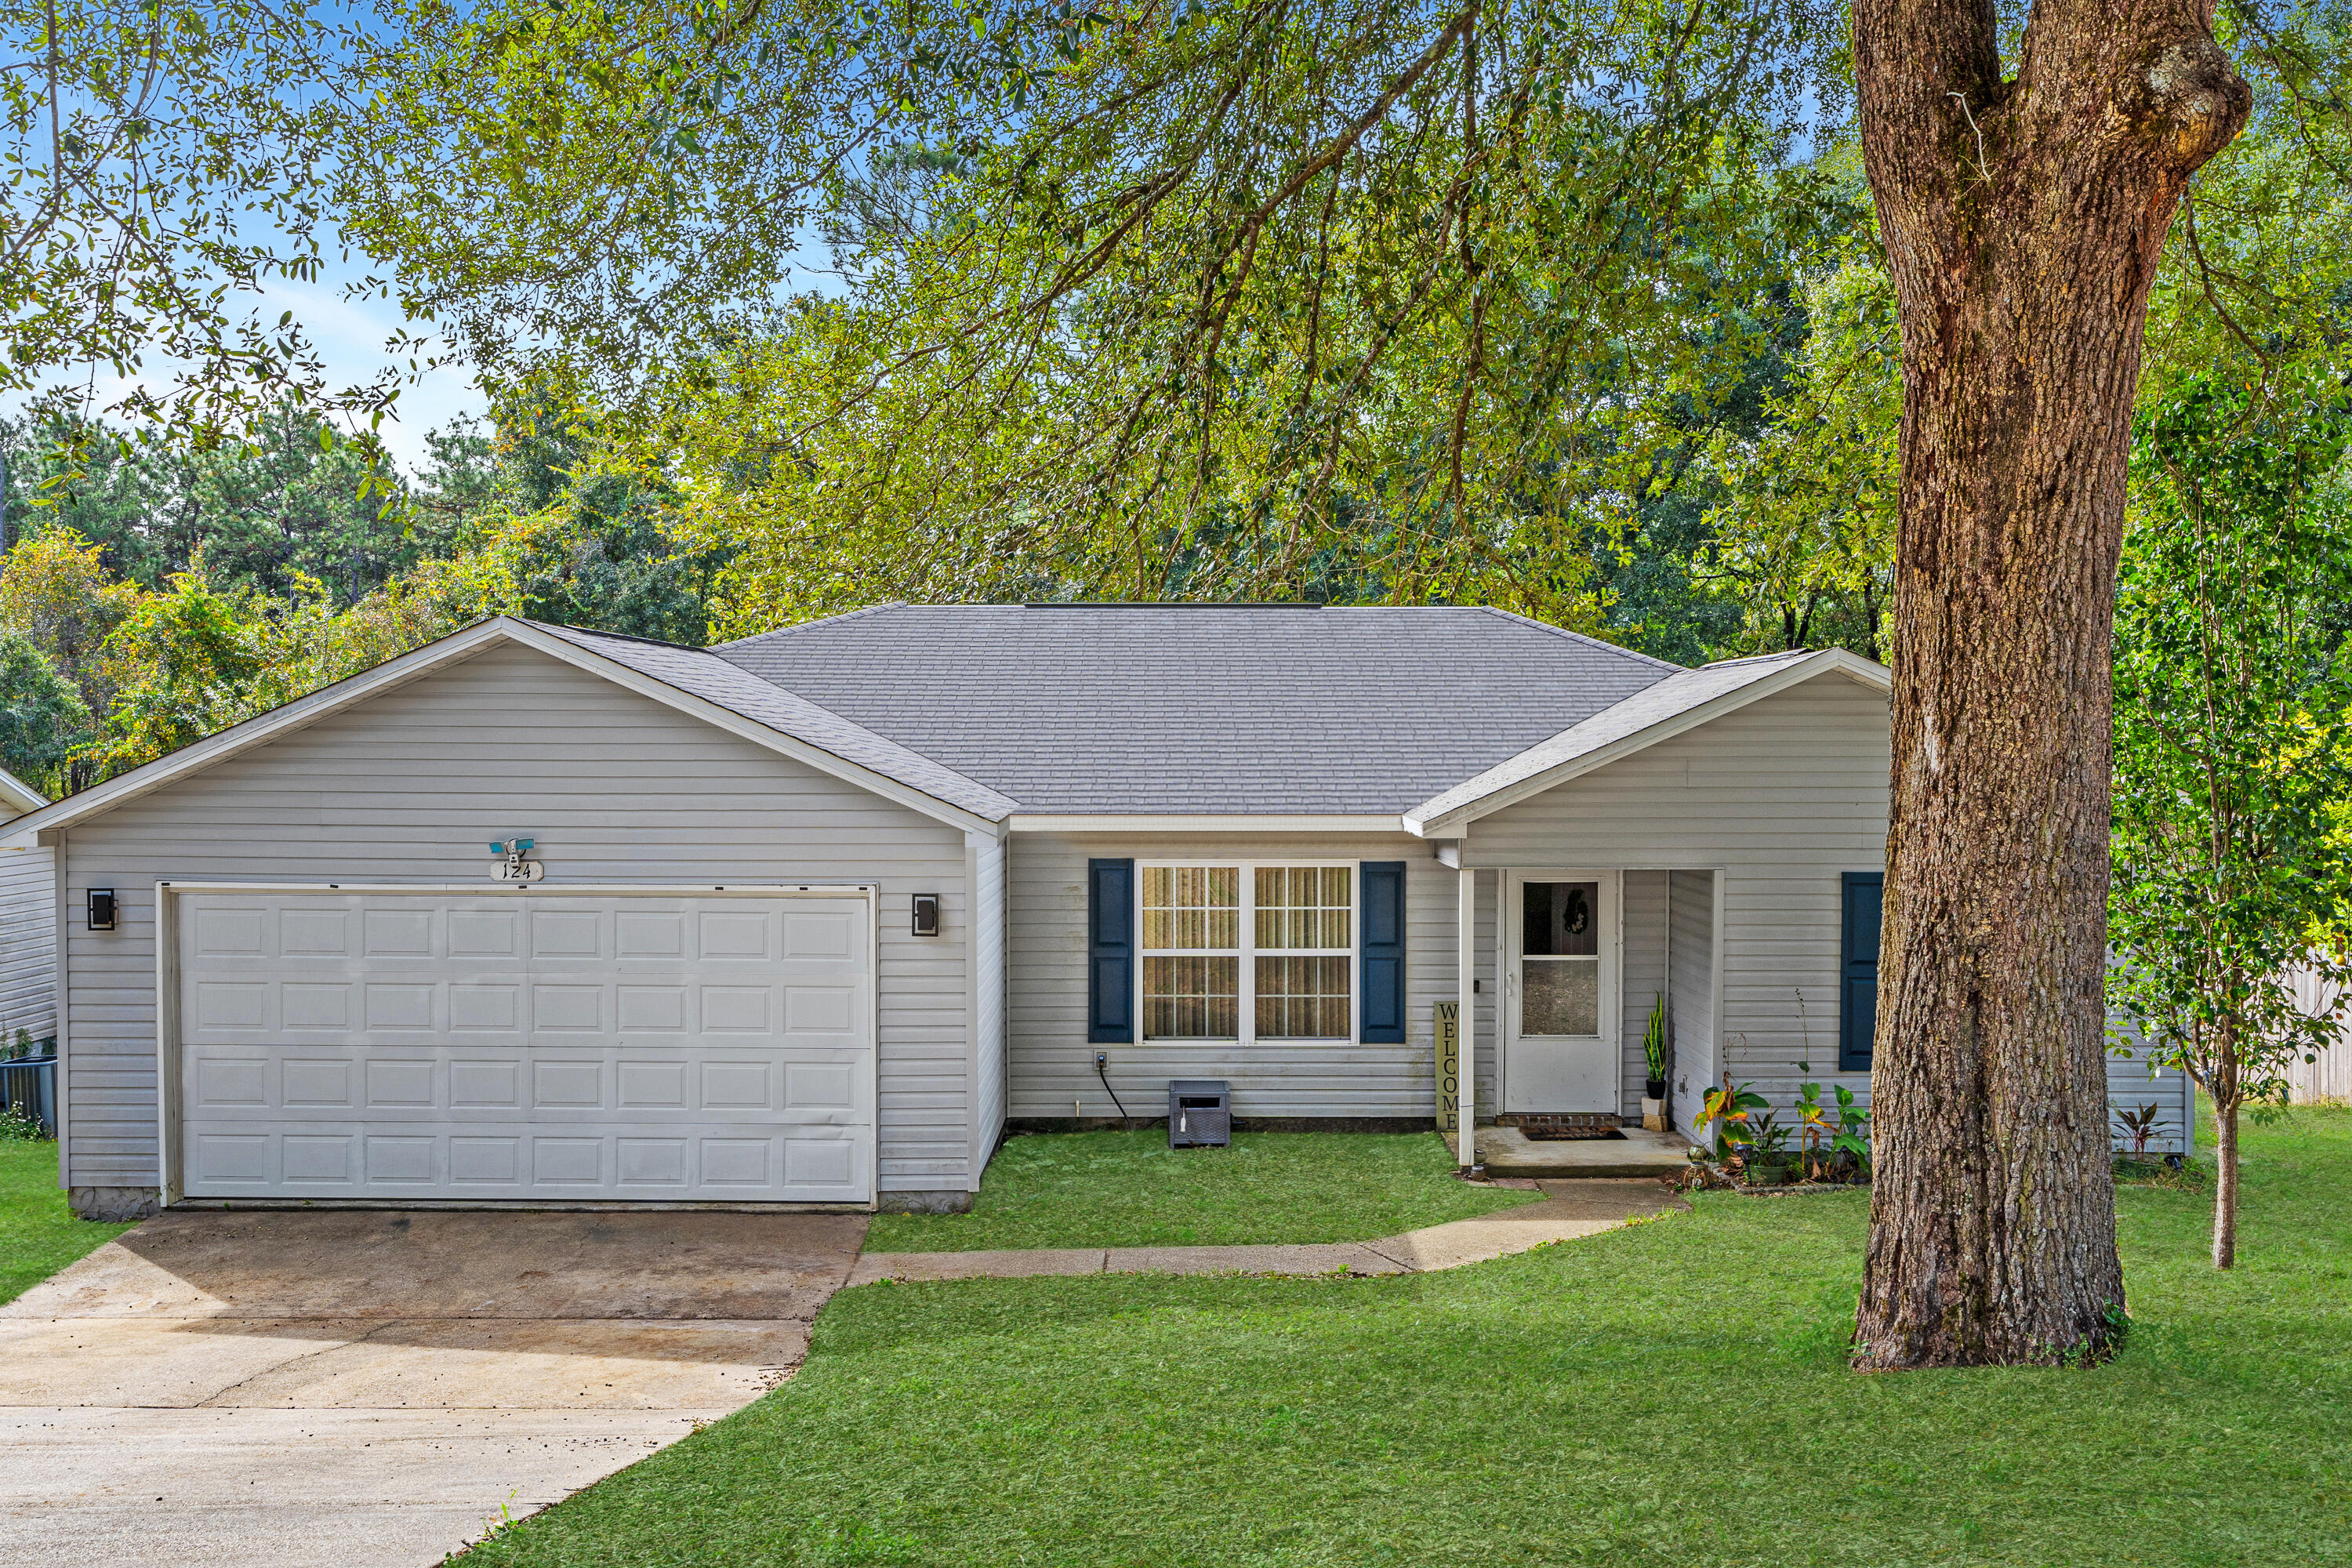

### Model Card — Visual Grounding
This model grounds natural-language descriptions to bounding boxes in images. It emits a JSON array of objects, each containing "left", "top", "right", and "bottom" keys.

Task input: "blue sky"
[{"left": 9, "top": 254, "right": 487, "bottom": 479}]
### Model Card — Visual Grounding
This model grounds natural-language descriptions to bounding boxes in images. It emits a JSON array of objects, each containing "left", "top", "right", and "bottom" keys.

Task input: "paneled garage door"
[{"left": 173, "top": 888, "right": 875, "bottom": 1203}]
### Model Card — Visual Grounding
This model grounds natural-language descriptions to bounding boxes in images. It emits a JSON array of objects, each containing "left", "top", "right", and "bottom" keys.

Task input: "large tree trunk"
[{"left": 1849, "top": 0, "right": 2249, "bottom": 1368}]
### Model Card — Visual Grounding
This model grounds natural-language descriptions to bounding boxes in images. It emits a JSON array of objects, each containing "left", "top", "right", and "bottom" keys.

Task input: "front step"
[{"left": 1446, "top": 1124, "right": 1695, "bottom": 1179}]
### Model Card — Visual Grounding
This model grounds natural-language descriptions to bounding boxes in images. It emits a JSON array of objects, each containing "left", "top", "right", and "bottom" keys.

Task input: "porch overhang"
[{"left": 1403, "top": 648, "right": 1891, "bottom": 838}]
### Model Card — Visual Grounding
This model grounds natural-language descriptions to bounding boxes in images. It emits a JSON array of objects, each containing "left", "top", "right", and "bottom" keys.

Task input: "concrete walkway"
[
  {"left": 0, "top": 1179, "right": 1679, "bottom": 1568},
  {"left": 851, "top": 1178, "right": 1683, "bottom": 1283},
  {"left": 0, "top": 1210, "right": 866, "bottom": 1568}
]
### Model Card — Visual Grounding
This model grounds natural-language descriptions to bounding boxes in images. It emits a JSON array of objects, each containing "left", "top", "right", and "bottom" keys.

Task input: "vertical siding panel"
[
  {"left": 970, "top": 831, "right": 1008, "bottom": 1181},
  {"left": 1668, "top": 869, "right": 1718, "bottom": 1132},
  {"left": 1618, "top": 871, "right": 1668, "bottom": 1120}
]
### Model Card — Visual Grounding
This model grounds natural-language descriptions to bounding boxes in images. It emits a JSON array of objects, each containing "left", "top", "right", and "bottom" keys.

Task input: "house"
[
  {"left": 0, "top": 604, "right": 2195, "bottom": 1220},
  {"left": 0, "top": 764, "right": 56, "bottom": 1050}
]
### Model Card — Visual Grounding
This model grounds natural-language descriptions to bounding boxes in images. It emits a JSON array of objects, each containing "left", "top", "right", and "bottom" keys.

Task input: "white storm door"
[
  {"left": 177, "top": 889, "right": 874, "bottom": 1203},
  {"left": 1503, "top": 872, "right": 1621, "bottom": 1113}
]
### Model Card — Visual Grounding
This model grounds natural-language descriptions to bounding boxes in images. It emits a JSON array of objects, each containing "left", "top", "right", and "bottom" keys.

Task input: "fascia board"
[
  {"left": 500, "top": 621, "right": 1007, "bottom": 833},
  {"left": 1007, "top": 814, "right": 1407, "bottom": 835},
  {"left": 1406, "top": 649, "right": 1888, "bottom": 836},
  {"left": 0, "top": 619, "right": 514, "bottom": 843},
  {"left": 0, "top": 767, "right": 45, "bottom": 817},
  {"left": 3, "top": 615, "right": 1011, "bottom": 844}
]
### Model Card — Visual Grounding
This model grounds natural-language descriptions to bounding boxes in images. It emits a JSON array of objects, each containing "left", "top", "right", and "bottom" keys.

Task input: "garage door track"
[{"left": 0, "top": 1209, "right": 867, "bottom": 1567}]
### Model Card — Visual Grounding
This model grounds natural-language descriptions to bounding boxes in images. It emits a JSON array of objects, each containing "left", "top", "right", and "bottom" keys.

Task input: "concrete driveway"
[{"left": 0, "top": 1210, "right": 868, "bottom": 1567}]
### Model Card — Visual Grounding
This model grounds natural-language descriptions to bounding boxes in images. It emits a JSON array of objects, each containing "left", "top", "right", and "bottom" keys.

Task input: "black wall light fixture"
[
  {"left": 87, "top": 888, "right": 117, "bottom": 931},
  {"left": 911, "top": 893, "right": 941, "bottom": 937}
]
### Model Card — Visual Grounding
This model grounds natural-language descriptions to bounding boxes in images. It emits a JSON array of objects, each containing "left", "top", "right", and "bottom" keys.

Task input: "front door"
[{"left": 1504, "top": 873, "right": 1620, "bottom": 1113}]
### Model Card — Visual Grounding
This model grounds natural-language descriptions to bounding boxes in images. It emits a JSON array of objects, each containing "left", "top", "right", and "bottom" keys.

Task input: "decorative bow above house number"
[{"left": 490, "top": 838, "right": 545, "bottom": 883}]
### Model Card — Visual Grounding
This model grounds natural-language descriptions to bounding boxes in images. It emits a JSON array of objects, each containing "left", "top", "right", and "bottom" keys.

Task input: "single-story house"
[
  {"left": 0, "top": 764, "right": 56, "bottom": 1049},
  {"left": 0, "top": 604, "right": 2194, "bottom": 1220}
]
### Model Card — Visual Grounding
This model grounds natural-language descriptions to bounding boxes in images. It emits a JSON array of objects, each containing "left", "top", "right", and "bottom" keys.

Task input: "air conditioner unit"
[{"left": 1168, "top": 1080, "right": 1231, "bottom": 1149}]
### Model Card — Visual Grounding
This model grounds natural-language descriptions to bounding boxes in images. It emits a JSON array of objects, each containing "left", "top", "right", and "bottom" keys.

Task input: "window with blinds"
[{"left": 1139, "top": 863, "right": 1354, "bottom": 1042}]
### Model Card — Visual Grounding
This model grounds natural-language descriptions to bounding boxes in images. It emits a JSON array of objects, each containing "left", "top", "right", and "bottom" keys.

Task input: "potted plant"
[
  {"left": 1641, "top": 994, "right": 1669, "bottom": 1129},
  {"left": 1741, "top": 1112, "right": 1795, "bottom": 1185}
]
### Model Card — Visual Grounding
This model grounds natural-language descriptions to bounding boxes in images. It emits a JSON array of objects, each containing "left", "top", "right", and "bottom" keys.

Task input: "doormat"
[{"left": 1504, "top": 1113, "right": 1624, "bottom": 1141}]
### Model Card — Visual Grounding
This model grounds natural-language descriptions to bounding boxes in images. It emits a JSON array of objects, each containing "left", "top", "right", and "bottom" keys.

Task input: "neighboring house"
[
  {"left": 0, "top": 764, "right": 56, "bottom": 1048},
  {"left": 0, "top": 605, "right": 2193, "bottom": 1221}
]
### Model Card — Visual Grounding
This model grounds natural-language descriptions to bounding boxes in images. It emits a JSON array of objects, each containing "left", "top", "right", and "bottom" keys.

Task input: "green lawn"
[
  {"left": 0, "top": 1139, "right": 132, "bottom": 1305},
  {"left": 864, "top": 1129, "right": 1544, "bottom": 1252},
  {"left": 460, "top": 1105, "right": 2352, "bottom": 1566}
]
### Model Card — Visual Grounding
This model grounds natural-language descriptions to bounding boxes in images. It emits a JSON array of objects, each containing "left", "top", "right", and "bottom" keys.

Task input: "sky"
[{"left": 9, "top": 255, "right": 488, "bottom": 479}]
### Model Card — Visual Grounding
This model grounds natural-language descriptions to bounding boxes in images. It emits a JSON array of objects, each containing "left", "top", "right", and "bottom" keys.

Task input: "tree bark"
[
  {"left": 1850, "top": 0, "right": 2249, "bottom": 1368},
  {"left": 2212, "top": 1096, "right": 2238, "bottom": 1269}
]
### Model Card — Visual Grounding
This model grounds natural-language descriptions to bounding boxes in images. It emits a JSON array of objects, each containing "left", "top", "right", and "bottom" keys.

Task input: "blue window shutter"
[
  {"left": 1360, "top": 861, "right": 1406, "bottom": 1044},
  {"left": 1088, "top": 858, "right": 1134, "bottom": 1044},
  {"left": 1840, "top": 872, "right": 1884, "bottom": 1072}
]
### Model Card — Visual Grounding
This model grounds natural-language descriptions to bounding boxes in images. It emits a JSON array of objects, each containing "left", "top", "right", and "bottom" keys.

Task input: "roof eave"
[
  {"left": 2, "top": 616, "right": 1014, "bottom": 848},
  {"left": 1403, "top": 648, "right": 1890, "bottom": 837}
]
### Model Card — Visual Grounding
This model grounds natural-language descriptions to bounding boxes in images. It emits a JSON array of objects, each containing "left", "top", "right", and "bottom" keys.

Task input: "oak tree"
[{"left": 1847, "top": 0, "right": 2250, "bottom": 1369}]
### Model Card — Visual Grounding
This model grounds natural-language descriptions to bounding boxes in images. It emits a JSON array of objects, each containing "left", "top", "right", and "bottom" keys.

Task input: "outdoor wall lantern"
[
  {"left": 911, "top": 893, "right": 941, "bottom": 937},
  {"left": 87, "top": 888, "right": 117, "bottom": 931}
]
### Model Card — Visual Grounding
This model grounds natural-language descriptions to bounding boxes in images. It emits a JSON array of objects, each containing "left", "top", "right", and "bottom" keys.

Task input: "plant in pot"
[
  {"left": 1740, "top": 1112, "right": 1795, "bottom": 1186},
  {"left": 1641, "top": 995, "right": 1669, "bottom": 1128}
]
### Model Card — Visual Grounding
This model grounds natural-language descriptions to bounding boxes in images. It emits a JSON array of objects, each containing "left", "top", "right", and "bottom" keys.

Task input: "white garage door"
[{"left": 175, "top": 888, "right": 874, "bottom": 1203}]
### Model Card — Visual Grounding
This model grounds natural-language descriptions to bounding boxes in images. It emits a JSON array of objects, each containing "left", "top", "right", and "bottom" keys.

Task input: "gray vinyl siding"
[
  {"left": 970, "top": 829, "right": 1008, "bottom": 1182},
  {"left": 56, "top": 643, "right": 976, "bottom": 1196},
  {"left": 2104, "top": 1023, "right": 2198, "bottom": 1156},
  {"left": 1620, "top": 870, "right": 1668, "bottom": 1119},
  {"left": 1009, "top": 832, "right": 1457, "bottom": 1120},
  {"left": 1668, "top": 869, "right": 1718, "bottom": 1134},
  {"left": 0, "top": 842, "right": 55, "bottom": 1043},
  {"left": 1467, "top": 675, "right": 1891, "bottom": 1119}
]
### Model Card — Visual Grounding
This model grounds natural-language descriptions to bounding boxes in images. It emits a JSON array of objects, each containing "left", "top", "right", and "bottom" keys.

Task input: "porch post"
[{"left": 1457, "top": 859, "right": 1476, "bottom": 1172}]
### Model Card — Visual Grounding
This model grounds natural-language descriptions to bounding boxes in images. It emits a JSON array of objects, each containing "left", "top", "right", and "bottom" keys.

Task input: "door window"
[{"left": 1522, "top": 880, "right": 1601, "bottom": 1036}]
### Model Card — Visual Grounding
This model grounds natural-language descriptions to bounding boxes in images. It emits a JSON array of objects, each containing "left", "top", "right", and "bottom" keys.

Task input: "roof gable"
[
  {"left": 2, "top": 619, "right": 1015, "bottom": 847},
  {"left": 1404, "top": 648, "right": 1892, "bottom": 834},
  {"left": 0, "top": 765, "right": 44, "bottom": 819}
]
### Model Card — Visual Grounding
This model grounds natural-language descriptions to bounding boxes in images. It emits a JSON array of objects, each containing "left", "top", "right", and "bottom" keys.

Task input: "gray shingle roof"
[
  {"left": 532, "top": 622, "right": 1020, "bottom": 822},
  {"left": 710, "top": 604, "right": 1680, "bottom": 815}
]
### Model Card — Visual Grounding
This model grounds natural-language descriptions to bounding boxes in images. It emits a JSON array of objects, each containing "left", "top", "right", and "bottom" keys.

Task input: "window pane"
[
  {"left": 1523, "top": 958, "right": 1599, "bottom": 1035},
  {"left": 1144, "top": 956, "right": 1240, "bottom": 1039},
  {"left": 1256, "top": 955, "right": 1352, "bottom": 1038},
  {"left": 1523, "top": 881, "right": 1599, "bottom": 958},
  {"left": 1255, "top": 865, "right": 1352, "bottom": 950},
  {"left": 1144, "top": 866, "right": 1239, "bottom": 950}
]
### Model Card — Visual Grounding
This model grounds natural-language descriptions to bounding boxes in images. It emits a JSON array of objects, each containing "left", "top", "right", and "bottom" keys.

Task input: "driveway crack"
[{"left": 192, "top": 1319, "right": 407, "bottom": 1409}]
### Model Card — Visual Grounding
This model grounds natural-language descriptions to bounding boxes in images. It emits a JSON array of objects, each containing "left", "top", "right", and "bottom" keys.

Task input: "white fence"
[{"left": 2287, "top": 967, "right": 2352, "bottom": 1102}]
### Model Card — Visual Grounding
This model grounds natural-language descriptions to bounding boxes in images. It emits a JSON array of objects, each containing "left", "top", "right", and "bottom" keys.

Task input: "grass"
[
  {"left": 458, "top": 1105, "right": 2352, "bottom": 1567},
  {"left": 0, "top": 1138, "right": 132, "bottom": 1305},
  {"left": 864, "top": 1130, "right": 1544, "bottom": 1252}
]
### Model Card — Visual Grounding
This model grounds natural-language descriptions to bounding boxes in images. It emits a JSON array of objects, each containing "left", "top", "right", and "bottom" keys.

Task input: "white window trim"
[{"left": 1134, "top": 859, "right": 1358, "bottom": 1046}]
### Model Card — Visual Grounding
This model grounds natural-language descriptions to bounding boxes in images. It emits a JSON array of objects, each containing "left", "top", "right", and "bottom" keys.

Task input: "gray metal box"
[{"left": 1168, "top": 1080, "right": 1231, "bottom": 1148}]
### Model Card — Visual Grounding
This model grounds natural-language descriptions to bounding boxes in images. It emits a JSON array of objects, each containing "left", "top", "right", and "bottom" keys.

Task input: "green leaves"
[
  {"left": 2109, "top": 368, "right": 2352, "bottom": 1133},
  {"left": 0, "top": 0, "right": 400, "bottom": 440}
]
